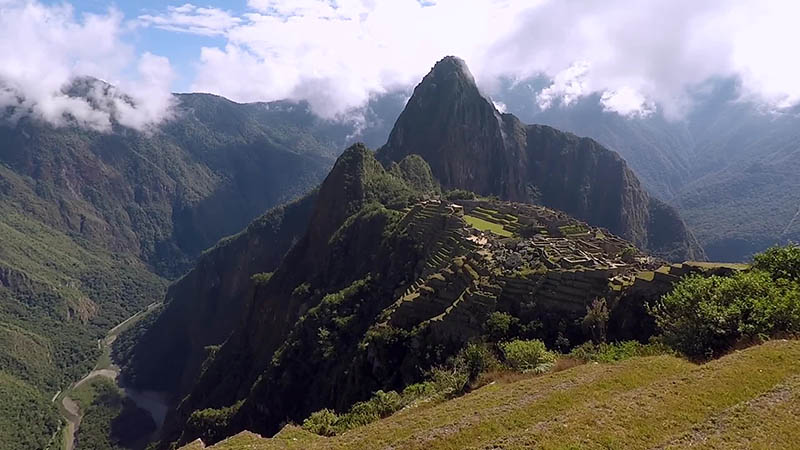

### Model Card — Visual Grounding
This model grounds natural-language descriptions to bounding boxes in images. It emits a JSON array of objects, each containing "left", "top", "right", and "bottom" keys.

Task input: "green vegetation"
[
  {"left": 0, "top": 372, "right": 59, "bottom": 450},
  {"left": 0, "top": 90, "right": 351, "bottom": 446},
  {"left": 581, "top": 298, "right": 610, "bottom": 344},
  {"left": 73, "top": 378, "right": 156, "bottom": 450},
  {"left": 499, "top": 339, "right": 556, "bottom": 373},
  {"left": 463, "top": 215, "right": 513, "bottom": 237},
  {"left": 753, "top": 244, "right": 800, "bottom": 281},
  {"left": 558, "top": 224, "right": 588, "bottom": 235},
  {"left": 651, "top": 270, "right": 800, "bottom": 357},
  {"left": 443, "top": 189, "right": 476, "bottom": 201},
  {"left": 0, "top": 202, "right": 165, "bottom": 449},
  {"left": 569, "top": 340, "right": 673, "bottom": 363},
  {"left": 186, "top": 402, "right": 243, "bottom": 444},
  {"left": 650, "top": 245, "right": 800, "bottom": 358},
  {"left": 251, "top": 272, "right": 274, "bottom": 286},
  {"left": 186, "top": 340, "right": 800, "bottom": 450}
]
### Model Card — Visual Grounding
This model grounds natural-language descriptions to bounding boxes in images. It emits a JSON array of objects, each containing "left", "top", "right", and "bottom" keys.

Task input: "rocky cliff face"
[
  {"left": 379, "top": 57, "right": 704, "bottom": 262},
  {"left": 151, "top": 144, "right": 437, "bottom": 446},
  {"left": 148, "top": 151, "right": 704, "bottom": 448},
  {"left": 118, "top": 193, "right": 317, "bottom": 400}
]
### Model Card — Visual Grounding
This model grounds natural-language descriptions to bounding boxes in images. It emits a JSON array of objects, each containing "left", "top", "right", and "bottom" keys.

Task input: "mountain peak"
[
  {"left": 379, "top": 56, "right": 703, "bottom": 261},
  {"left": 378, "top": 56, "right": 512, "bottom": 196},
  {"left": 428, "top": 56, "right": 477, "bottom": 85}
]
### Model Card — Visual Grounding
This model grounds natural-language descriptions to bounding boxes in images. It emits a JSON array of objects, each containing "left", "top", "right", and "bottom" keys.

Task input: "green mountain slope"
[
  {"left": 134, "top": 139, "right": 719, "bottom": 449},
  {"left": 183, "top": 339, "right": 800, "bottom": 450},
  {"left": 0, "top": 89, "right": 355, "bottom": 449}
]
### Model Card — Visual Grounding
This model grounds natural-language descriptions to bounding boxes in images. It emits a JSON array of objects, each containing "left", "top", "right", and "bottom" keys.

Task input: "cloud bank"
[
  {"left": 5, "top": 0, "right": 800, "bottom": 130},
  {"left": 0, "top": 1, "right": 175, "bottom": 131},
  {"left": 144, "top": 0, "right": 800, "bottom": 120}
]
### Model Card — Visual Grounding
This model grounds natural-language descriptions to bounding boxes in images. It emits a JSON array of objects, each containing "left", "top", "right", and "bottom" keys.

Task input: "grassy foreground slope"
[{"left": 186, "top": 340, "right": 800, "bottom": 450}]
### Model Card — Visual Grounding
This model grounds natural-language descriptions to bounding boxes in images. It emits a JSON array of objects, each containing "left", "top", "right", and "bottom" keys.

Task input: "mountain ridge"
[{"left": 379, "top": 56, "right": 704, "bottom": 262}]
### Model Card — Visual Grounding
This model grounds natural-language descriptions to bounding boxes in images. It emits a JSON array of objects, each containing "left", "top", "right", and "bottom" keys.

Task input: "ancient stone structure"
[{"left": 377, "top": 198, "right": 718, "bottom": 345}]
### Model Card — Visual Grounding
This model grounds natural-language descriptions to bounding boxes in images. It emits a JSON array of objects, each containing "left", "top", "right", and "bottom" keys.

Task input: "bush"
[
  {"left": 649, "top": 271, "right": 800, "bottom": 358},
  {"left": 484, "top": 312, "right": 514, "bottom": 341},
  {"left": 569, "top": 340, "right": 672, "bottom": 363},
  {"left": 753, "top": 244, "right": 800, "bottom": 281},
  {"left": 429, "top": 367, "right": 470, "bottom": 395},
  {"left": 292, "top": 282, "right": 311, "bottom": 298},
  {"left": 499, "top": 339, "right": 556, "bottom": 373},
  {"left": 401, "top": 381, "right": 437, "bottom": 400},
  {"left": 582, "top": 298, "right": 609, "bottom": 344},
  {"left": 340, "top": 390, "right": 403, "bottom": 429},
  {"left": 186, "top": 401, "right": 242, "bottom": 443},
  {"left": 302, "top": 409, "right": 340, "bottom": 437},
  {"left": 444, "top": 189, "right": 476, "bottom": 201},
  {"left": 250, "top": 272, "right": 273, "bottom": 286},
  {"left": 457, "top": 343, "right": 500, "bottom": 381}
]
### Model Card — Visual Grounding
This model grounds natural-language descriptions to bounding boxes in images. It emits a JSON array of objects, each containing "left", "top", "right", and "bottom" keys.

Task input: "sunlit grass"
[{"left": 464, "top": 215, "right": 513, "bottom": 237}]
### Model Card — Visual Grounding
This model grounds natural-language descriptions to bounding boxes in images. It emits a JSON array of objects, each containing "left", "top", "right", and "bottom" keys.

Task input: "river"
[{"left": 57, "top": 302, "right": 169, "bottom": 450}]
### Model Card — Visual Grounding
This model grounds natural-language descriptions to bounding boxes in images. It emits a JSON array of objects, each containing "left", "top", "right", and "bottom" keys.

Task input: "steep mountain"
[
  {"left": 0, "top": 88, "right": 361, "bottom": 448},
  {"left": 378, "top": 57, "right": 703, "bottom": 262},
  {"left": 494, "top": 78, "right": 800, "bottom": 261},
  {"left": 117, "top": 192, "right": 318, "bottom": 400},
  {"left": 130, "top": 139, "right": 721, "bottom": 449}
]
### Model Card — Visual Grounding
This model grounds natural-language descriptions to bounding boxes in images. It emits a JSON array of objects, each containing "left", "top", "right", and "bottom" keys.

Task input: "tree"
[{"left": 582, "top": 298, "right": 609, "bottom": 344}]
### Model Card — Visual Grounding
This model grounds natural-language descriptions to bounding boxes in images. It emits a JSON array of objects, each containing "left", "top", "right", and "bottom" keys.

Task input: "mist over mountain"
[
  {"left": 379, "top": 57, "right": 702, "bottom": 261},
  {"left": 0, "top": 88, "right": 389, "bottom": 448},
  {"left": 485, "top": 77, "right": 800, "bottom": 261}
]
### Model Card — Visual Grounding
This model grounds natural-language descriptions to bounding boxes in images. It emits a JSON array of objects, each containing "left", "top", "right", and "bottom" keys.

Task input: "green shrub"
[
  {"left": 484, "top": 312, "right": 514, "bottom": 341},
  {"left": 401, "top": 381, "right": 437, "bottom": 400},
  {"left": 302, "top": 409, "right": 340, "bottom": 437},
  {"left": 457, "top": 343, "right": 500, "bottom": 381},
  {"left": 753, "top": 244, "right": 800, "bottom": 281},
  {"left": 499, "top": 339, "right": 556, "bottom": 373},
  {"left": 430, "top": 367, "right": 470, "bottom": 395},
  {"left": 341, "top": 390, "right": 403, "bottom": 429},
  {"left": 303, "top": 390, "right": 406, "bottom": 436},
  {"left": 444, "top": 189, "right": 476, "bottom": 201},
  {"left": 569, "top": 340, "right": 672, "bottom": 363},
  {"left": 292, "top": 282, "right": 311, "bottom": 298},
  {"left": 582, "top": 298, "right": 609, "bottom": 344},
  {"left": 649, "top": 271, "right": 800, "bottom": 357},
  {"left": 186, "top": 401, "right": 242, "bottom": 443},
  {"left": 250, "top": 272, "right": 273, "bottom": 286}
]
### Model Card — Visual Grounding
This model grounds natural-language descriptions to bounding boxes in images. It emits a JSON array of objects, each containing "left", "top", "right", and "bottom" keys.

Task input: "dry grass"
[{"left": 188, "top": 340, "right": 800, "bottom": 450}]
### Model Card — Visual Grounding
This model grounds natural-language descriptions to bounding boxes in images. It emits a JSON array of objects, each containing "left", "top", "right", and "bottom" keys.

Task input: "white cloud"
[
  {"left": 536, "top": 62, "right": 590, "bottom": 110},
  {"left": 138, "top": 3, "right": 241, "bottom": 36},
  {"left": 0, "top": 0, "right": 175, "bottom": 131},
  {"left": 133, "top": 0, "right": 800, "bottom": 120},
  {"left": 600, "top": 88, "right": 655, "bottom": 118},
  {"left": 492, "top": 100, "right": 508, "bottom": 114},
  {"left": 487, "top": 0, "right": 800, "bottom": 119},
  {"left": 146, "top": 0, "right": 536, "bottom": 118}
]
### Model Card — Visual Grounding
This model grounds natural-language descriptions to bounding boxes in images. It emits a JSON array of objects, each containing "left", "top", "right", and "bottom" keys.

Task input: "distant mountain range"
[{"left": 481, "top": 78, "right": 800, "bottom": 262}]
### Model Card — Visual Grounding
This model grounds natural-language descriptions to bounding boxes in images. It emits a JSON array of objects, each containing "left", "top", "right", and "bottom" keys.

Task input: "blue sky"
[
  {"left": 46, "top": 0, "right": 244, "bottom": 91},
  {"left": 2, "top": 0, "right": 799, "bottom": 131}
]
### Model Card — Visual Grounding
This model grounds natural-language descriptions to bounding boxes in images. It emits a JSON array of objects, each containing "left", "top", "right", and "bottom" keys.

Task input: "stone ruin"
[{"left": 374, "top": 198, "right": 733, "bottom": 346}]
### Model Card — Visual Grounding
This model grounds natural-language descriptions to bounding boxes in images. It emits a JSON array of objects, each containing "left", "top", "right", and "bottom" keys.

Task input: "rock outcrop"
[{"left": 379, "top": 56, "right": 704, "bottom": 262}]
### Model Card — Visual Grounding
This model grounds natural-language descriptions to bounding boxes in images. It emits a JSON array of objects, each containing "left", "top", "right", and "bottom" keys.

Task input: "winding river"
[{"left": 57, "top": 302, "right": 169, "bottom": 450}]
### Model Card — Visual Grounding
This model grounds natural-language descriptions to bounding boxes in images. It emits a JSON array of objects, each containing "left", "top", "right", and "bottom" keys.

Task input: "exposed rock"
[{"left": 379, "top": 56, "right": 704, "bottom": 262}]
